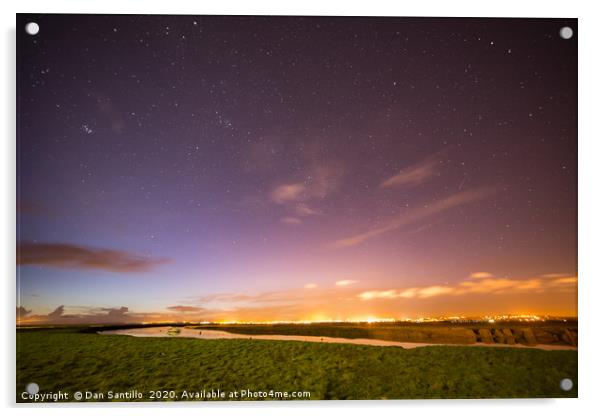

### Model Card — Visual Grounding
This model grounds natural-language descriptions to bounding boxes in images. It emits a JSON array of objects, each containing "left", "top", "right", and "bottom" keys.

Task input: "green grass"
[{"left": 16, "top": 328, "right": 577, "bottom": 401}]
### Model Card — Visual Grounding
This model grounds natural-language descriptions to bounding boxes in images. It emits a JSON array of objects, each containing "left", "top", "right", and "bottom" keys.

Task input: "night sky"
[{"left": 17, "top": 14, "right": 577, "bottom": 323}]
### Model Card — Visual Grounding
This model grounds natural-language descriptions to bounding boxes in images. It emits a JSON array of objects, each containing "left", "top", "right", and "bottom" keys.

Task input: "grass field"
[{"left": 16, "top": 327, "right": 577, "bottom": 401}]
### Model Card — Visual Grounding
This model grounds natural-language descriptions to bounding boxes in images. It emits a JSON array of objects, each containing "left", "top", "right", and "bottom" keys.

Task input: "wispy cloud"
[
  {"left": 16, "top": 306, "right": 31, "bottom": 319},
  {"left": 167, "top": 305, "right": 206, "bottom": 313},
  {"left": 102, "top": 306, "right": 129, "bottom": 317},
  {"left": 193, "top": 291, "right": 300, "bottom": 305},
  {"left": 293, "top": 203, "right": 321, "bottom": 216},
  {"left": 417, "top": 285, "right": 455, "bottom": 297},
  {"left": 190, "top": 284, "right": 357, "bottom": 309},
  {"left": 330, "top": 187, "right": 495, "bottom": 248},
  {"left": 48, "top": 305, "right": 65, "bottom": 318},
  {"left": 358, "top": 286, "right": 453, "bottom": 300},
  {"left": 277, "top": 205, "right": 321, "bottom": 225},
  {"left": 548, "top": 276, "right": 578, "bottom": 286},
  {"left": 540, "top": 273, "right": 571, "bottom": 278},
  {"left": 269, "top": 163, "right": 344, "bottom": 222},
  {"left": 17, "top": 242, "right": 170, "bottom": 273},
  {"left": 335, "top": 279, "right": 358, "bottom": 287},
  {"left": 380, "top": 155, "right": 440, "bottom": 188},
  {"left": 456, "top": 277, "right": 544, "bottom": 294},
  {"left": 358, "top": 275, "right": 577, "bottom": 301},
  {"left": 470, "top": 272, "right": 494, "bottom": 279},
  {"left": 271, "top": 183, "right": 305, "bottom": 204}
]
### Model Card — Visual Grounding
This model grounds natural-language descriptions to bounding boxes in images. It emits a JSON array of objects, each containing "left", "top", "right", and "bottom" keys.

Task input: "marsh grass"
[{"left": 195, "top": 322, "right": 577, "bottom": 346}]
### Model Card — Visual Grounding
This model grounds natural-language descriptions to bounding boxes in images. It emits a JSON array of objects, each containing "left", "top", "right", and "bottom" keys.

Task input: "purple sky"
[{"left": 17, "top": 15, "right": 577, "bottom": 323}]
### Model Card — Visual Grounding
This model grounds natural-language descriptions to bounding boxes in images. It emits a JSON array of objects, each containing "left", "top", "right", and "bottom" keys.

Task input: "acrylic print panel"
[{"left": 16, "top": 14, "right": 577, "bottom": 402}]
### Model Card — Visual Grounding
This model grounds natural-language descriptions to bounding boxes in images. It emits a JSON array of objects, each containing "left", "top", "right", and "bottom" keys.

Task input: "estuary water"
[{"left": 99, "top": 326, "right": 576, "bottom": 351}]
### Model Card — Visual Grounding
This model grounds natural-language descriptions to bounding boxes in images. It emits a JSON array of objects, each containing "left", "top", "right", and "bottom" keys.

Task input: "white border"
[{"left": 2, "top": 1, "right": 601, "bottom": 415}]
